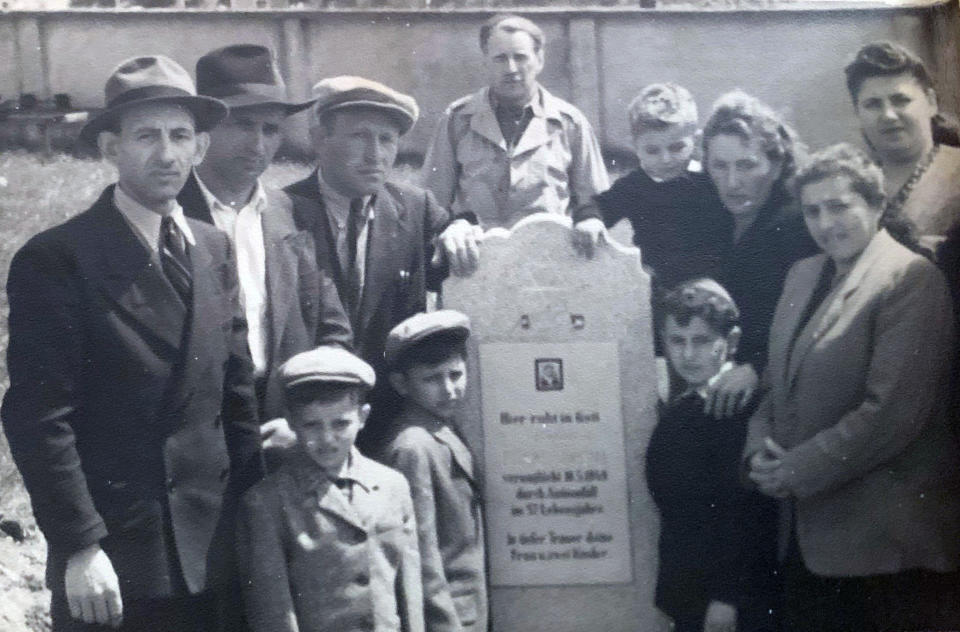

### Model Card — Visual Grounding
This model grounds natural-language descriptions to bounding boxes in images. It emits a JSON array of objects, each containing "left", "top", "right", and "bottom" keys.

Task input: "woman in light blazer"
[{"left": 745, "top": 144, "right": 960, "bottom": 631}]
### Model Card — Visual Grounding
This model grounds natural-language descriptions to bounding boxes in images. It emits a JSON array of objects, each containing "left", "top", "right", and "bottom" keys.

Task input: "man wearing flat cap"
[
  {"left": 286, "top": 76, "right": 469, "bottom": 452},
  {"left": 422, "top": 14, "right": 609, "bottom": 243},
  {"left": 2, "top": 55, "right": 261, "bottom": 631},
  {"left": 180, "top": 44, "right": 353, "bottom": 450}
]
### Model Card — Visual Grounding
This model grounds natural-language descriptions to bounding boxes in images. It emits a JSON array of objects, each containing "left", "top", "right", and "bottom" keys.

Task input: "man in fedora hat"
[
  {"left": 180, "top": 44, "right": 352, "bottom": 451},
  {"left": 286, "top": 76, "right": 475, "bottom": 453},
  {"left": 2, "top": 55, "right": 262, "bottom": 631}
]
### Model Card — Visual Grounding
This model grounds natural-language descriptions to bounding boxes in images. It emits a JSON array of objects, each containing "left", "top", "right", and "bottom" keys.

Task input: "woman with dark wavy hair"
[
  {"left": 845, "top": 41, "right": 960, "bottom": 259},
  {"left": 746, "top": 143, "right": 960, "bottom": 631}
]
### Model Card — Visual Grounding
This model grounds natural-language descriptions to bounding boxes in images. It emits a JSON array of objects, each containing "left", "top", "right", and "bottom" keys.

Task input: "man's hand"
[
  {"left": 434, "top": 219, "right": 483, "bottom": 277},
  {"left": 261, "top": 417, "right": 298, "bottom": 451},
  {"left": 703, "top": 600, "right": 737, "bottom": 632},
  {"left": 748, "top": 437, "right": 790, "bottom": 498},
  {"left": 704, "top": 363, "right": 758, "bottom": 419},
  {"left": 572, "top": 218, "right": 607, "bottom": 259},
  {"left": 65, "top": 543, "right": 122, "bottom": 628}
]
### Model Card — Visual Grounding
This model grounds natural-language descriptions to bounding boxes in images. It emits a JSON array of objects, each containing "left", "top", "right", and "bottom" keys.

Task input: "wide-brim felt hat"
[
  {"left": 80, "top": 55, "right": 227, "bottom": 146},
  {"left": 311, "top": 76, "right": 419, "bottom": 135},
  {"left": 196, "top": 44, "right": 314, "bottom": 115}
]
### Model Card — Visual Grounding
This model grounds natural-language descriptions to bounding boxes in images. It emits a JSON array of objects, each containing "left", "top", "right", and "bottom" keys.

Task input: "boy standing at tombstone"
[
  {"left": 644, "top": 279, "right": 775, "bottom": 632},
  {"left": 573, "top": 83, "right": 728, "bottom": 291},
  {"left": 236, "top": 346, "right": 424, "bottom": 632},
  {"left": 382, "top": 311, "right": 488, "bottom": 632}
]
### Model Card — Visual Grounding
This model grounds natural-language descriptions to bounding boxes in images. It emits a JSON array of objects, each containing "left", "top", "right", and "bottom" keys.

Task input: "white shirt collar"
[
  {"left": 194, "top": 173, "right": 268, "bottom": 217},
  {"left": 113, "top": 184, "right": 195, "bottom": 252}
]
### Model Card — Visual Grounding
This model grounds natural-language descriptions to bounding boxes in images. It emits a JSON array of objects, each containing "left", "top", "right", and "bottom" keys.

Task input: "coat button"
[
  {"left": 355, "top": 573, "right": 369, "bottom": 586},
  {"left": 166, "top": 478, "right": 175, "bottom": 493}
]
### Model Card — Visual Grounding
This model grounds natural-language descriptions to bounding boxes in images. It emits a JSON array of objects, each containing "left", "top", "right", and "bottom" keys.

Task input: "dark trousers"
[
  {"left": 51, "top": 591, "right": 221, "bottom": 632},
  {"left": 783, "top": 534, "right": 960, "bottom": 632}
]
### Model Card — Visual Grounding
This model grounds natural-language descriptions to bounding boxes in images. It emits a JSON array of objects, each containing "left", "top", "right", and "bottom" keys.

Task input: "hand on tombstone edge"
[
  {"left": 572, "top": 218, "right": 607, "bottom": 259},
  {"left": 704, "top": 363, "right": 758, "bottom": 419},
  {"left": 435, "top": 219, "right": 483, "bottom": 277},
  {"left": 65, "top": 542, "right": 123, "bottom": 628}
]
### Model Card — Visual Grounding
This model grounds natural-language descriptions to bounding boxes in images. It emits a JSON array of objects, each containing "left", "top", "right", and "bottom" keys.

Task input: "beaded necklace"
[{"left": 884, "top": 144, "right": 940, "bottom": 214}]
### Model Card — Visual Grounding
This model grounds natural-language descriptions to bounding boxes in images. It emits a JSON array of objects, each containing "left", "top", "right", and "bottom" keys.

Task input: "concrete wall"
[{"left": 3, "top": 3, "right": 958, "bottom": 158}]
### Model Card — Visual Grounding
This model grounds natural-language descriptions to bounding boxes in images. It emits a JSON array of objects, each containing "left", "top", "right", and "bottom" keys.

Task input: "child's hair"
[
  {"left": 628, "top": 83, "right": 698, "bottom": 137},
  {"left": 285, "top": 381, "right": 366, "bottom": 415},
  {"left": 392, "top": 332, "right": 468, "bottom": 375},
  {"left": 656, "top": 278, "right": 740, "bottom": 338}
]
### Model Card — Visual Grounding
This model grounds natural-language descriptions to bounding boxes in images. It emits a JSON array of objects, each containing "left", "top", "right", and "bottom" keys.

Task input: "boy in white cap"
[
  {"left": 236, "top": 346, "right": 424, "bottom": 632},
  {"left": 382, "top": 310, "right": 487, "bottom": 632}
]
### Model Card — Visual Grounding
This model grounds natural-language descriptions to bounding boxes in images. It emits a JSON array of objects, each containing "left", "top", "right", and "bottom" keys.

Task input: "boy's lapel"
[
  {"left": 316, "top": 482, "right": 366, "bottom": 533},
  {"left": 434, "top": 425, "right": 475, "bottom": 484}
]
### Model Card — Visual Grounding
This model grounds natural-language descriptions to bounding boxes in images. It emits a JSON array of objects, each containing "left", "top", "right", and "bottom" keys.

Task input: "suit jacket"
[
  {"left": 1, "top": 185, "right": 262, "bottom": 599},
  {"left": 384, "top": 407, "right": 488, "bottom": 632},
  {"left": 179, "top": 173, "right": 353, "bottom": 419},
  {"left": 745, "top": 229, "right": 960, "bottom": 576},
  {"left": 237, "top": 447, "right": 424, "bottom": 632},
  {"left": 286, "top": 172, "right": 451, "bottom": 451},
  {"left": 285, "top": 171, "right": 449, "bottom": 371}
]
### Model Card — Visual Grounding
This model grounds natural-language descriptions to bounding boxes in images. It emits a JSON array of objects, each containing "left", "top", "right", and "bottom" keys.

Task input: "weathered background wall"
[{"left": 3, "top": 2, "right": 958, "bottom": 159}]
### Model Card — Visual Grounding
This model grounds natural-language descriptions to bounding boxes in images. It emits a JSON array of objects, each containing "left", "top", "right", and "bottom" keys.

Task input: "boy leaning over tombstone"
[
  {"left": 236, "top": 346, "right": 424, "bottom": 632},
  {"left": 381, "top": 311, "right": 488, "bottom": 632},
  {"left": 645, "top": 279, "right": 777, "bottom": 632},
  {"left": 573, "top": 83, "right": 728, "bottom": 292}
]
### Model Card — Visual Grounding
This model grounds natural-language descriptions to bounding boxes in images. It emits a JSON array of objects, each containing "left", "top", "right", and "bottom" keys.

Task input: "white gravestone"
[{"left": 444, "top": 214, "right": 664, "bottom": 632}]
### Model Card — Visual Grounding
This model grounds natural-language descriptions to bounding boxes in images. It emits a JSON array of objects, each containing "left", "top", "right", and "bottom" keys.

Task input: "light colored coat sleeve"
[
  {"left": 236, "top": 484, "right": 300, "bottom": 632},
  {"left": 390, "top": 440, "right": 463, "bottom": 632},
  {"left": 567, "top": 112, "right": 610, "bottom": 210},
  {"left": 421, "top": 109, "right": 459, "bottom": 211},
  {"left": 780, "top": 260, "right": 955, "bottom": 499}
]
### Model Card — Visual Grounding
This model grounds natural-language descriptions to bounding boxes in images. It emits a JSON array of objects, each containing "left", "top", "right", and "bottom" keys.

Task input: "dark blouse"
[{"left": 717, "top": 192, "right": 819, "bottom": 375}]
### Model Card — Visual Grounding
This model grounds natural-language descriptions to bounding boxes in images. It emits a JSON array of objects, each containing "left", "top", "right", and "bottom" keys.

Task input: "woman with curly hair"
[
  {"left": 746, "top": 143, "right": 960, "bottom": 631},
  {"left": 699, "top": 91, "right": 818, "bottom": 420}
]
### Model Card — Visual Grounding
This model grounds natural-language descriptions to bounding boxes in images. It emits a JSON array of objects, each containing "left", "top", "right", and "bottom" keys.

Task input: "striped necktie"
[{"left": 160, "top": 215, "right": 192, "bottom": 305}]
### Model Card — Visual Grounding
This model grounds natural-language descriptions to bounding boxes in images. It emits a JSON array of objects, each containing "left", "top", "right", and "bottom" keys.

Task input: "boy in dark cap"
[
  {"left": 236, "top": 346, "right": 424, "bottom": 632},
  {"left": 382, "top": 310, "right": 487, "bottom": 632}
]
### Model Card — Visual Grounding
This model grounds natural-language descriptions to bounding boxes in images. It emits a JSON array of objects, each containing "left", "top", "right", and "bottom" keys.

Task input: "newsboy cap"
[
  {"left": 384, "top": 310, "right": 471, "bottom": 370},
  {"left": 80, "top": 54, "right": 227, "bottom": 146},
  {"left": 196, "top": 44, "right": 314, "bottom": 115},
  {"left": 279, "top": 346, "right": 376, "bottom": 392},
  {"left": 311, "top": 76, "right": 419, "bottom": 135}
]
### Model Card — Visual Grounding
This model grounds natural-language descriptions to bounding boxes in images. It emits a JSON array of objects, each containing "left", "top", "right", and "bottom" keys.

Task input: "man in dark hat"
[
  {"left": 287, "top": 76, "right": 465, "bottom": 453},
  {"left": 180, "top": 44, "right": 352, "bottom": 451},
  {"left": 2, "top": 55, "right": 262, "bottom": 631}
]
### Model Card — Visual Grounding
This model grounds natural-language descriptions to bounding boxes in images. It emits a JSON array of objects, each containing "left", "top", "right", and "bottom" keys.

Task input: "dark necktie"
[
  {"left": 345, "top": 198, "right": 366, "bottom": 320},
  {"left": 159, "top": 215, "right": 192, "bottom": 305}
]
